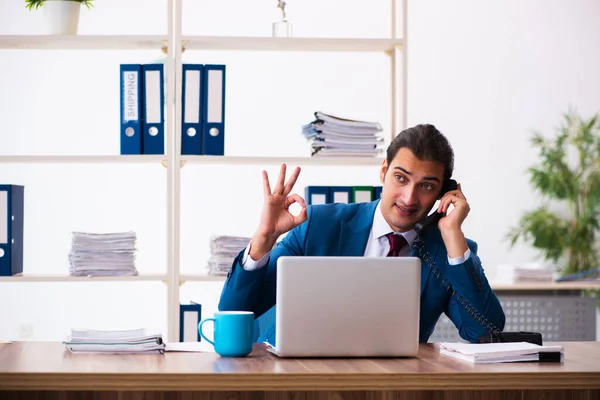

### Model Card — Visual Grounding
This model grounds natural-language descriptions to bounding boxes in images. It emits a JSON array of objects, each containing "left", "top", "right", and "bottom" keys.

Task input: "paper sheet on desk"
[{"left": 165, "top": 342, "right": 215, "bottom": 352}]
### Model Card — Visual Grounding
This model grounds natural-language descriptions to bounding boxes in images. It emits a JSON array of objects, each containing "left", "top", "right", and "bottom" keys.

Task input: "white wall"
[
  {"left": 408, "top": 0, "right": 600, "bottom": 277},
  {"left": 407, "top": 0, "right": 600, "bottom": 340},
  {"left": 0, "top": 0, "right": 599, "bottom": 341}
]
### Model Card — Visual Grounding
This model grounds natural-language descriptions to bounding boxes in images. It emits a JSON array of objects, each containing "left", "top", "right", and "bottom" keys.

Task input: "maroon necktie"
[{"left": 385, "top": 232, "right": 408, "bottom": 257}]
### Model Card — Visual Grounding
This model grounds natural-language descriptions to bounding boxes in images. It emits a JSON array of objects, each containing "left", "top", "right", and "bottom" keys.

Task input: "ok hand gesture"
[{"left": 250, "top": 164, "right": 307, "bottom": 260}]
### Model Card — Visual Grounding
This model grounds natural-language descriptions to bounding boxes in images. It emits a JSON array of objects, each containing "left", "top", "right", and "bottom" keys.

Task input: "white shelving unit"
[
  {"left": 0, "top": 1, "right": 179, "bottom": 342},
  {"left": 0, "top": 0, "right": 407, "bottom": 342}
]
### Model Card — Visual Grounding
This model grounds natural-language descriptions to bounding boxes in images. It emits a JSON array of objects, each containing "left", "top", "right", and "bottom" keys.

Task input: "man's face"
[{"left": 379, "top": 147, "right": 445, "bottom": 232}]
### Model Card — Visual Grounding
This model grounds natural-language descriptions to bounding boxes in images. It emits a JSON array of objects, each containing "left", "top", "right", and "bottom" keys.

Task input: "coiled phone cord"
[{"left": 413, "top": 239, "right": 502, "bottom": 337}]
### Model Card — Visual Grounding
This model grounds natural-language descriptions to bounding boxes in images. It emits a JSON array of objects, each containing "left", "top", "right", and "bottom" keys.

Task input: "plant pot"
[{"left": 42, "top": 1, "right": 81, "bottom": 35}]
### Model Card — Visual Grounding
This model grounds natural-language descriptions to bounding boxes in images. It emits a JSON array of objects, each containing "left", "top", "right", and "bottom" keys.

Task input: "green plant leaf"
[{"left": 507, "top": 207, "right": 568, "bottom": 262}]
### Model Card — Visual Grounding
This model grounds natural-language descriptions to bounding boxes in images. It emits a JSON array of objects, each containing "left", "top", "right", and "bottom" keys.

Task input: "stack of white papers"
[
  {"left": 206, "top": 235, "right": 251, "bottom": 276},
  {"left": 514, "top": 263, "right": 554, "bottom": 282},
  {"left": 68, "top": 232, "right": 138, "bottom": 276},
  {"left": 64, "top": 328, "right": 165, "bottom": 354},
  {"left": 302, "top": 111, "right": 384, "bottom": 157},
  {"left": 439, "top": 342, "right": 564, "bottom": 363},
  {"left": 495, "top": 263, "right": 555, "bottom": 284}
]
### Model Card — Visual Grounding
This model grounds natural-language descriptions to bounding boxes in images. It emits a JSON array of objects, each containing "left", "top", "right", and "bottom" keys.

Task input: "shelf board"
[
  {"left": 490, "top": 281, "right": 600, "bottom": 291},
  {"left": 0, "top": 35, "right": 403, "bottom": 53},
  {"left": 0, "top": 156, "right": 382, "bottom": 165},
  {"left": 181, "top": 155, "right": 385, "bottom": 166},
  {"left": 180, "top": 274, "right": 226, "bottom": 283},
  {"left": 0, "top": 273, "right": 167, "bottom": 283},
  {"left": 182, "top": 36, "right": 403, "bottom": 52},
  {"left": 0, "top": 155, "right": 167, "bottom": 164},
  {"left": 0, "top": 35, "right": 167, "bottom": 50}
]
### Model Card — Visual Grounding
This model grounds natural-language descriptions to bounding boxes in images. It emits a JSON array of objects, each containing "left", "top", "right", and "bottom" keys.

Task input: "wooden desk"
[{"left": 1, "top": 341, "right": 599, "bottom": 400}]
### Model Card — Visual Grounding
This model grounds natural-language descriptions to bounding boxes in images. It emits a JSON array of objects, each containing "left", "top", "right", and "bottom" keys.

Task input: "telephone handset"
[
  {"left": 412, "top": 178, "right": 544, "bottom": 345},
  {"left": 414, "top": 179, "right": 458, "bottom": 236}
]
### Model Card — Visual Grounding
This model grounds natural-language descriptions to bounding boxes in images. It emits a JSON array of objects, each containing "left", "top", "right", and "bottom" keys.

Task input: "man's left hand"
[
  {"left": 437, "top": 183, "right": 470, "bottom": 259},
  {"left": 437, "top": 183, "right": 470, "bottom": 232}
]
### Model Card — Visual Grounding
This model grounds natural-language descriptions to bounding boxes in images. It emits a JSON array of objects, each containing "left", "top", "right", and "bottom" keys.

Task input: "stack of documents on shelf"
[
  {"left": 206, "top": 235, "right": 251, "bottom": 276},
  {"left": 64, "top": 328, "right": 165, "bottom": 354},
  {"left": 439, "top": 342, "right": 564, "bottom": 363},
  {"left": 302, "top": 111, "right": 384, "bottom": 157},
  {"left": 68, "top": 231, "right": 138, "bottom": 277}
]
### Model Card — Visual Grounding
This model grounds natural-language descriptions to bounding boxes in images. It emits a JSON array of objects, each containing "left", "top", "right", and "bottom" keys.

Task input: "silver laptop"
[{"left": 266, "top": 256, "right": 421, "bottom": 358}]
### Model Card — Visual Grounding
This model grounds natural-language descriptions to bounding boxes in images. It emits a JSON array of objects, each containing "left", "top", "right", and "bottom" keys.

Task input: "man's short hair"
[{"left": 386, "top": 124, "right": 455, "bottom": 184}]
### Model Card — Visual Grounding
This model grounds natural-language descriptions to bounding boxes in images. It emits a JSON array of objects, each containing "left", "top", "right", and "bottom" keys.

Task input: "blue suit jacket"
[{"left": 219, "top": 200, "right": 505, "bottom": 343}]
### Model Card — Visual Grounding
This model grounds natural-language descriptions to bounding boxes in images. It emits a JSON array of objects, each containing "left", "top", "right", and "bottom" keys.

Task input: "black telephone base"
[{"left": 478, "top": 331, "right": 543, "bottom": 346}]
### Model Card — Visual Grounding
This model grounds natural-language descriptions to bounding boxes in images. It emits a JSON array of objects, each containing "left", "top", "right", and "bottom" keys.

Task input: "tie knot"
[{"left": 385, "top": 232, "right": 408, "bottom": 257}]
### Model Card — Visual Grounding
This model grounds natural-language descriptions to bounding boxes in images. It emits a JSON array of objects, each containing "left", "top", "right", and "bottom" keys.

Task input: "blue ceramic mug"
[{"left": 198, "top": 311, "right": 254, "bottom": 357}]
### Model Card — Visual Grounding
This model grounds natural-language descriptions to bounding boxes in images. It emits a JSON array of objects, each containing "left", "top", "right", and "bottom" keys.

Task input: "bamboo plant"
[{"left": 507, "top": 110, "right": 600, "bottom": 277}]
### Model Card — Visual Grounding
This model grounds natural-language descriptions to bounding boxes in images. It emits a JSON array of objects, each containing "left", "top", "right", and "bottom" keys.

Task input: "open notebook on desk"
[{"left": 439, "top": 342, "right": 564, "bottom": 363}]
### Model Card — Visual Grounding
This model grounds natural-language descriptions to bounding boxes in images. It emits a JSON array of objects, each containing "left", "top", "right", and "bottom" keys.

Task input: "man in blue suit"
[{"left": 219, "top": 124, "right": 505, "bottom": 344}]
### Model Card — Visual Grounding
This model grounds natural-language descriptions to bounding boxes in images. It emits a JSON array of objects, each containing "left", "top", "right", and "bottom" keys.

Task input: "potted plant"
[
  {"left": 507, "top": 110, "right": 600, "bottom": 289},
  {"left": 25, "top": 0, "right": 94, "bottom": 35}
]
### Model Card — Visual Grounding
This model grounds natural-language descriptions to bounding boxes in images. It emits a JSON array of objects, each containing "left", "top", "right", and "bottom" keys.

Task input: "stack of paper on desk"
[
  {"left": 64, "top": 328, "right": 165, "bottom": 354},
  {"left": 439, "top": 342, "right": 564, "bottom": 363},
  {"left": 68, "top": 231, "right": 138, "bottom": 276}
]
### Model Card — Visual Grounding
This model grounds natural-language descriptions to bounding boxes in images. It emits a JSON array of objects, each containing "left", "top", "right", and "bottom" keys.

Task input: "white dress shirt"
[{"left": 242, "top": 202, "right": 470, "bottom": 270}]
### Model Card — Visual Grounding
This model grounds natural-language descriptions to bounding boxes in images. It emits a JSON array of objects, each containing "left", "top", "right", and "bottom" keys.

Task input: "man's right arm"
[
  {"left": 218, "top": 206, "right": 312, "bottom": 318},
  {"left": 218, "top": 163, "right": 308, "bottom": 318}
]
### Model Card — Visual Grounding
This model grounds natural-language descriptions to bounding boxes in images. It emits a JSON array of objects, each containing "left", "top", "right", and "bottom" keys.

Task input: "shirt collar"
[{"left": 373, "top": 201, "right": 418, "bottom": 249}]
